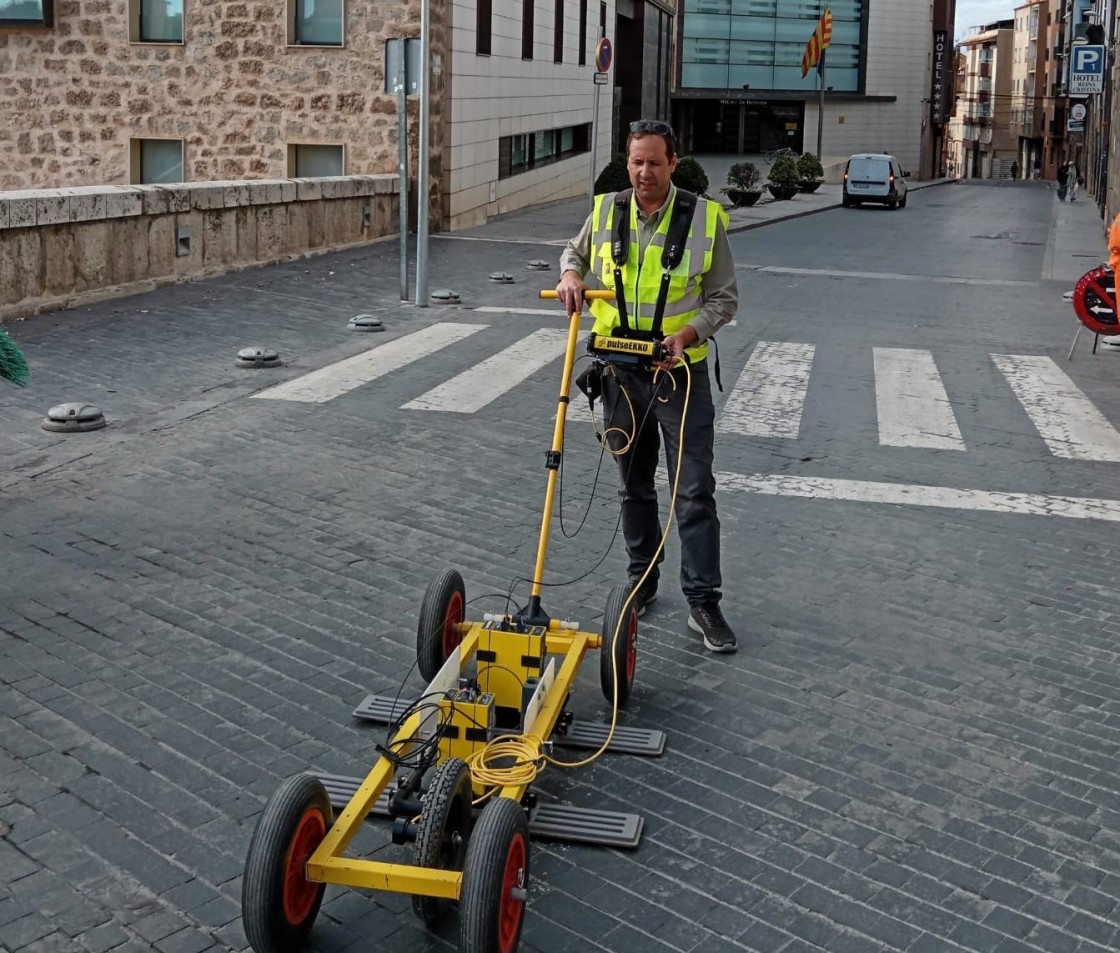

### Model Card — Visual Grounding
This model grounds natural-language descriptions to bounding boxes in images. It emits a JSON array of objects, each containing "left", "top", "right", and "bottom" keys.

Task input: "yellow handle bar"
[{"left": 539, "top": 290, "right": 616, "bottom": 300}]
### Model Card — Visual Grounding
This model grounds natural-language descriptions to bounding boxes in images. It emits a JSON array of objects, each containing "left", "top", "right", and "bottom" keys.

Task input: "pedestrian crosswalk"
[{"left": 252, "top": 322, "right": 1120, "bottom": 463}]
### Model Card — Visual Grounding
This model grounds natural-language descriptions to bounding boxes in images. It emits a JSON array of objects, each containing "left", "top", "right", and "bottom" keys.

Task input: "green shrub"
[
  {"left": 796, "top": 152, "right": 824, "bottom": 181},
  {"left": 594, "top": 155, "right": 630, "bottom": 193},
  {"left": 767, "top": 154, "right": 800, "bottom": 190},
  {"left": 726, "top": 161, "right": 762, "bottom": 191},
  {"left": 672, "top": 156, "right": 709, "bottom": 196}
]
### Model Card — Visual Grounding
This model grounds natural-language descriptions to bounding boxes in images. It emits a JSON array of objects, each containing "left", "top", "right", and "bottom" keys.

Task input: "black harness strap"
[{"left": 610, "top": 189, "right": 698, "bottom": 339}]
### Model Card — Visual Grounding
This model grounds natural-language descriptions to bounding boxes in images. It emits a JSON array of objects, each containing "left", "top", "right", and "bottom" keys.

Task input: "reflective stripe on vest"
[{"left": 588, "top": 189, "right": 724, "bottom": 364}]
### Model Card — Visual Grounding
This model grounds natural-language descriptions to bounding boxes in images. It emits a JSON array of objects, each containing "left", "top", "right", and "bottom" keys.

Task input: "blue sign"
[{"left": 1070, "top": 44, "right": 1105, "bottom": 94}]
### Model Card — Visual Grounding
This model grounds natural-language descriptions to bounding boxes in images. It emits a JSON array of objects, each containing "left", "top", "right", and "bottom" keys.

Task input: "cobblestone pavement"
[{"left": 3, "top": 179, "right": 1120, "bottom": 953}]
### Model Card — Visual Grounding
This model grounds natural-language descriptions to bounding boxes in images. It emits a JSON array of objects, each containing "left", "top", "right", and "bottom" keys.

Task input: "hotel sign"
[{"left": 930, "top": 30, "right": 950, "bottom": 124}]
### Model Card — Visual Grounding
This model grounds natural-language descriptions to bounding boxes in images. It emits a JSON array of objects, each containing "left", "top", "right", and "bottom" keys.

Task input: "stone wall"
[
  {"left": 0, "top": 2, "right": 443, "bottom": 220},
  {"left": 0, "top": 175, "right": 398, "bottom": 322}
]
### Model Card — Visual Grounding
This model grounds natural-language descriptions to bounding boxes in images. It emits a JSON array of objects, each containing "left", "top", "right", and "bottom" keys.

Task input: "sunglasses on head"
[{"left": 629, "top": 120, "right": 674, "bottom": 136}]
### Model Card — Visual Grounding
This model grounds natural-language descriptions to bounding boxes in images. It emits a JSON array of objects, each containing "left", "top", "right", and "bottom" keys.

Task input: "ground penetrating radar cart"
[{"left": 240, "top": 290, "right": 667, "bottom": 953}]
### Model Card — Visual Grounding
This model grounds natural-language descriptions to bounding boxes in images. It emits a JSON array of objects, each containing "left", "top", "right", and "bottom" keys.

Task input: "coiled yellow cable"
[{"left": 467, "top": 358, "right": 693, "bottom": 794}]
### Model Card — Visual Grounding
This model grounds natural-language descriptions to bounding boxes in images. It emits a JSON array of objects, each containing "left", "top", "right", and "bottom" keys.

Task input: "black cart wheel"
[
  {"left": 600, "top": 583, "right": 637, "bottom": 706},
  {"left": 459, "top": 798, "right": 530, "bottom": 953},
  {"left": 412, "top": 757, "right": 473, "bottom": 927},
  {"left": 242, "top": 774, "right": 332, "bottom": 953},
  {"left": 417, "top": 569, "right": 466, "bottom": 682}
]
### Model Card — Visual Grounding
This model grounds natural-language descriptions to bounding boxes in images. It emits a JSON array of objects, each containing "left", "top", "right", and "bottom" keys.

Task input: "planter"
[
  {"left": 798, "top": 179, "right": 823, "bottom": 194},
  {"left": 726, "top": 189, "right": 763, "bottom": 208},
  {"left": 768, "top": 184, "right": 798, "bottom": 201}
]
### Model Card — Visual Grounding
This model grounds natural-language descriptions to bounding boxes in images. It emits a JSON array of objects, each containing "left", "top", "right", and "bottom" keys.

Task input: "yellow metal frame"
[
  {"left": 304, "top": 290, "right": 616, "bottom": 901},
  {"left": 306, "top": 622, "right": 602, "bottom": 897}
]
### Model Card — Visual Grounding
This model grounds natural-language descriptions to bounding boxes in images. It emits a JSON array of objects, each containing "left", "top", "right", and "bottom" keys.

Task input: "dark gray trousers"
[{"left": 600, "top": 360, "right": 722, "bottom": 606}]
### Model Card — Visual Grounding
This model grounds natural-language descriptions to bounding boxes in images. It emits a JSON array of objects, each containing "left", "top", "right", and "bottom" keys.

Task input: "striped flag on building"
[{"left": 801, "top": 7, "right": 834, "bottom": 78}]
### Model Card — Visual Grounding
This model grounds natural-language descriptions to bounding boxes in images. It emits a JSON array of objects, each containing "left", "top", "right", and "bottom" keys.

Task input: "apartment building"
[
  {"left": 0, "top": 1, "right": 675, "bottom": 230},
  {"left": 947, "top": 20, "right": 1017, "bottom": 178},
  {"left": 671, "top": 0, "right": 955, "bottom": 178},
  {"left": 1009, "top": 1, "right": 1048, "bottom": 177}
]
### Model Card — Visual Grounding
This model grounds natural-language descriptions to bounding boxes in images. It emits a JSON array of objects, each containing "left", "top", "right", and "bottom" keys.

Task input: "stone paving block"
[
  {"left": 151, "top": 927, "right": 216, "bottom": 953},
  {"left": 74, "top": 921, "right": 131, "bottom": 953},
  {"left": 2, "top": 911, "right": 56, "bottom": 949}
]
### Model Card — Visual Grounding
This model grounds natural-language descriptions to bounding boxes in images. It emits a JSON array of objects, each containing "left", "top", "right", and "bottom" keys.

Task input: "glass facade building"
[{"left": 675, "top": 1, "right": 869, "bottom": 154}]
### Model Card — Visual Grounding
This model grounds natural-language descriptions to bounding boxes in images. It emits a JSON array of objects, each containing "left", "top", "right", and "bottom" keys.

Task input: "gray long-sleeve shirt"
[{"left": 559, "top": 184, "right": 739, "bottom": 342}]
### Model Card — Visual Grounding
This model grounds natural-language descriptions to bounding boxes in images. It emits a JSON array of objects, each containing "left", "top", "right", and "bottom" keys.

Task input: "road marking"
[
  {"left": 717, "top": 471, "right": 1120, "bottom": 522},
  {"left": 746, "top": 265, "right": 1031, "bottom": 286},
  {"left": 874, "top": 347, "right": 964, "bottom": 450},
  {"left": 475, "top": 306, "right": 566, "bottom": 316},
  {"left": 402, "top": 328, "right": 571, "bottom": 413},
  {"left": 251, "top": 324, "right": 486, "bottom": 403},
  {"left": 718, "top": 341, "right": 814, "bottom": 438},
  {"left": 992, "top": 354, "right": 1120, "bottom": 461}
]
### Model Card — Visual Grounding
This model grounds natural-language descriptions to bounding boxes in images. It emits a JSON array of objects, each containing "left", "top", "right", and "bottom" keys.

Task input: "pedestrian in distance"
[
  {"left": 1010, "top": 160, "right": 1019, "bottom": 181},
  {"left": 556, "top": 119, "right": 740, "bottom": 653},
  {"left": 1070, "top": 168, "right": 1083, "bottom": 202},
  {"left": 1057, "top": 161, "right": 1070, "bottom": 201}
]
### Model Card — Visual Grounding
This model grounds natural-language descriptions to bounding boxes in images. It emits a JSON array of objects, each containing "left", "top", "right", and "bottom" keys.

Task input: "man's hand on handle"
[
  {"left": 556, "top": 270, "right": 588, "bottom": 317},
  {"left": 654, "top": 327, "right": 699, "bottom": 371}
]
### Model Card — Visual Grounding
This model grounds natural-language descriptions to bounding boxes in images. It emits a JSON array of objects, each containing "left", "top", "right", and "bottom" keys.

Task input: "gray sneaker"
[
  {"left": 688, "top": 603, "right": 738, "bottom": 653},
  {"left": 630, "top": 580, "right": 658, "bottom": 618}
]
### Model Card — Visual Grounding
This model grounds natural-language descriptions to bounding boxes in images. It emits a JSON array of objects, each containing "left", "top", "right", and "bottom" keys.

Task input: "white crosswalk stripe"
[
  {"left": 401, "top": 328, "right": 571, "bottom": 414},
  {"left": 249, "top": 324, "right": 1120, "bottom": 463},
  {"left": 717, "top": 341, "right": 815, "bottom": 439},
  {"left": 874, "top": 347, "right": 965, "bottom": 450},
  {"left": 992, "top": 354, "right": 1120, "bottom": 462},
  {"left": 252, "top": 323, "right": 485, "bottom": 404}
]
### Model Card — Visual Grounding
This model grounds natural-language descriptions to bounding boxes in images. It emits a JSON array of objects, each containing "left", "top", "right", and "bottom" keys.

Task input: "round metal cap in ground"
[
  {"left": 526, "top": 259, "right": 551, "bottom": 270},
  {"left": 41, "top": 402, "right": 107, "bottom": 433},
  {"left": 235, "top": 347, "right": 282, "bottom": 368},
  {"left": 489, "top": 272, "right": 514, "bottom": 283},
  {"left": 430, "top": 289, "right": 461, "bottom": 303},
  {"left": 348, "top": 314, "right": 385, "bottom": 332}
]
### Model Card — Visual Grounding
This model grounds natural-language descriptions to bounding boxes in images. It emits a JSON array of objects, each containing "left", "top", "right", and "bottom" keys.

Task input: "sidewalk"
[
  {"left": 457, "top": 175, "right": 1113, "bottom": 294},
  {"left": 452, "top": 174, "right": 955, "bottom": 247},
  {"left": 1044, "top": 186, "right": 1111, "bottom": 284}
]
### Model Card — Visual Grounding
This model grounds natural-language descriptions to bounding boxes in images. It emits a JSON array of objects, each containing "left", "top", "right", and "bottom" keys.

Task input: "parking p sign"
[{"left": 1070, "top": 45, "right": 1105, "bottom": 95}]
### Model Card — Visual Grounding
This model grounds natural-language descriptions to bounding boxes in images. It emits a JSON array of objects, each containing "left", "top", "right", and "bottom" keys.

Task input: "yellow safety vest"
[{"left": 588, "top": 188, "right": 725, "bottom": 364}]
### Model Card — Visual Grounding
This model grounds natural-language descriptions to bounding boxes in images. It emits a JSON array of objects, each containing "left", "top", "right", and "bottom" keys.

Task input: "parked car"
[{"left": 842, "top": 153, "right": 908, "bottom": 209}]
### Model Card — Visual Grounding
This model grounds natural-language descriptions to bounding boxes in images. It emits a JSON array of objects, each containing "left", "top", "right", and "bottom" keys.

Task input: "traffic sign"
[
  {"left": 593, "top": 72, "right": 608, "bottom": 85},
  {"left": 595, "top": 37, "right": 613, "bottom": 72},
  {"left": 1070, "top": 44, "right": 1105, "bottom": 95}
]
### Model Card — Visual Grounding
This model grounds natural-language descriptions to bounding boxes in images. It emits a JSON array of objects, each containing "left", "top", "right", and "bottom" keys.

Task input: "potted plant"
[
  {"left": 767, "top": 154, "right": 800, "bottom": 200},
  {"left": 720, "top": 160, "right": 763, "bottom": 207},
  {"left": 796, "top": 152, "right": 825, "bottom": 193}
]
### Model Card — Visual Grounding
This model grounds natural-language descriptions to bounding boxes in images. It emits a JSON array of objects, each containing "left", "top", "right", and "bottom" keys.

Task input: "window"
[
  {"left": 130, "top": 138, "right": 184, "bottom": 184},
  {"left": 553, "top": 0, "right": 563, "bottom": 63},
  {"left": 288, "top": 144, "right": 344, "bottom": 176},
  {"left": 476, "top": 0, "right": 492, "bottom": 55},
  {"left": 578, "top": 0, "right": 587, "bottom": 65},
  {"left": 522, "top": 0, "right": 534, "bottom": 59},
  {"left": 498, "top": 123, "right": 590, "bottom": 178},
  {"left": 0, "top": 0, "right": 53, "bottom": 25},
  {"left": 129, "top": 0, "right": 183, "bottom": 43},
  {"left": 289, "top": 0, "right": 343, "bottom": 47}
]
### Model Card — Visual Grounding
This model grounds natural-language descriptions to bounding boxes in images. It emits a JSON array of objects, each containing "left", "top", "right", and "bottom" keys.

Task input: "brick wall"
[{"left": 0, "top": 1, "right": 443, "bottom": 220}]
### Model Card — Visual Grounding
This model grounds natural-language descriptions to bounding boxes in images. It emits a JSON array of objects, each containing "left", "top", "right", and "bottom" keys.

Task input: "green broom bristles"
[{"left": 0, "top": 328, "right": 30, "bottom": 387}]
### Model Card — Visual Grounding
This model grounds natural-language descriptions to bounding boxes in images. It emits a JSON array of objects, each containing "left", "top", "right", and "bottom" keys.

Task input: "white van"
[{"left": 842, "top": 153, "right": 908, "bottom": 209}]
